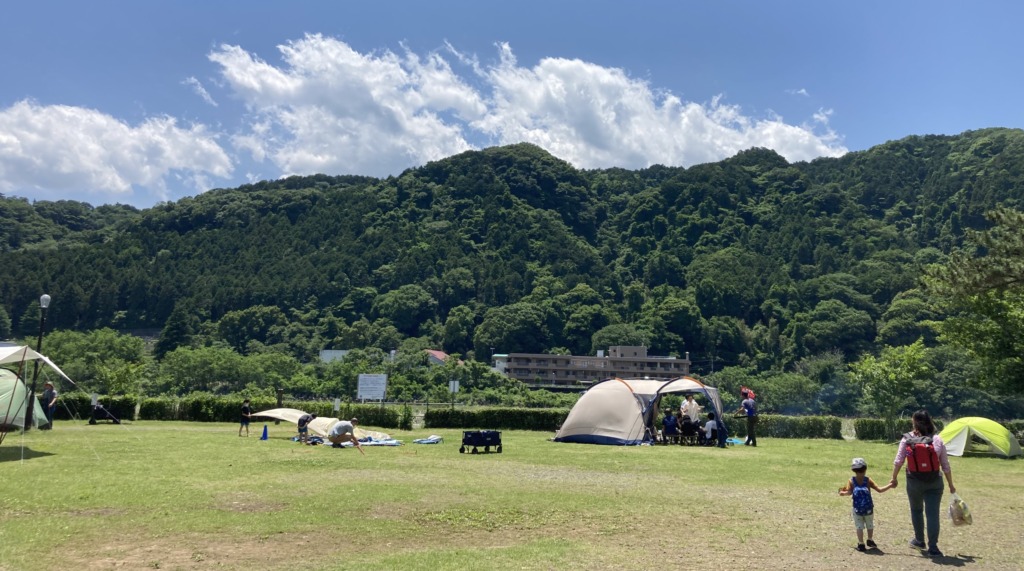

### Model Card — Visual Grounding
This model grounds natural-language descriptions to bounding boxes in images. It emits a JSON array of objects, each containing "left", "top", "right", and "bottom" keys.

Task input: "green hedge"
[
  {"left": 54, "top": 394, "right": 402, "bottom": 429},
  {"left": 853, "top": 418, "right": 946, "bottom": 442},
  {"left": 52, "top": 394, "right": 139, "bottom": 423},
  {"left": 424, "top": 407, "right": 569, "bottom": 431},
  {"left": 726, "top": 415, "right": 843, "bottom": 439}
]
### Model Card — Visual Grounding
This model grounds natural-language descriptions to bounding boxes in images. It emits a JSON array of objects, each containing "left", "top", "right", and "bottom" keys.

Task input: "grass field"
[{"left": 2, "top": 421, "right": 1022, "bottom": 571}]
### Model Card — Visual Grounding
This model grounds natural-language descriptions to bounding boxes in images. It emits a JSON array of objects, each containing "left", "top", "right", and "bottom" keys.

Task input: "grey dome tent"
[{"left": 554, "top": 376, "right": 727, "bottom": 446}]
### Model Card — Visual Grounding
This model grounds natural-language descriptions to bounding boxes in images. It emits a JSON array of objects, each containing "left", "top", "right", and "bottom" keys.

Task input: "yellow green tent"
[{"left": 939, "top": 417, "right": 1022, "bottom": 458}]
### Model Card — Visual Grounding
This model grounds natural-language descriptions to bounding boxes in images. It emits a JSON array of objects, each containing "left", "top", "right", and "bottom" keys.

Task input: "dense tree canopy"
[{"left": 3, "top": 129, "right": 1024, "bottom": 417}]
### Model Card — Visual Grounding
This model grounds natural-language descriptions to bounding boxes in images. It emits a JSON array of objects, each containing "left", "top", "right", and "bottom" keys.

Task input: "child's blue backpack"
[{"left": 851, "top": 476, "right": 873, "bottom": 516}]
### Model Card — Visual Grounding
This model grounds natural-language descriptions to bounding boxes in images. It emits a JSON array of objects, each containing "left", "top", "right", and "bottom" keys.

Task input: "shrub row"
[
  {"left": 726, "top": 414, "right": 843, "bottom": 440},
  {"left": 853, "top": 418, "right": 946, "bottom": 442},
  {"left": 54, "top": 394, "right": 404, "bottom": 429},
  {"left": 424, "top": 407, "right": 569, "bottom": 432},
  {"left": 51, "top": 393, "right": 1021, "bottom": 443}
]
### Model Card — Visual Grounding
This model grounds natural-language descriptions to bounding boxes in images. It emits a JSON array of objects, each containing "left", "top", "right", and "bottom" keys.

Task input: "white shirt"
[
  {"left": 680, "top": 398, "right": 702, "bottom": 423},
  {"left": 703, "top": 419, "right": 718, "bottom": 437}
]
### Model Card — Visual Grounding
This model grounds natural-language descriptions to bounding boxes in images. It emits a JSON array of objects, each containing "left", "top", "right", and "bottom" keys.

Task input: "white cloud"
[
  {"left": 0, "top": 100, "right": 232, "bottom": 202},
  {"left": 3, "top": 38, "right": 847, "bottom": 205},
  {"left": 211, "top": 37, "right": 846, "bottom": 178},
  {"left": 477, "top": 47, "right": 845, "bottom": 168},
  {"left": 787, "top": 88, "right": 810, "bottom": 97},
  {"left": 210, "top": 34, "right": 484, "bottom": 177},
  {"left": 183, "top": 76, "right": 218, "bottom": 107}
]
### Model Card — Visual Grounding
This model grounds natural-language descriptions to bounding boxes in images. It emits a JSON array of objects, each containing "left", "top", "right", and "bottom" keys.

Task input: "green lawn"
[{"left": 1, "top": 421, "right": 1021, "bottom": 570}]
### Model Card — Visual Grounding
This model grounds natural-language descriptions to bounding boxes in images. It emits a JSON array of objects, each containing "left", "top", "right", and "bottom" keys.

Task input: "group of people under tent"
[{"left": 655, "top": 394, "right": 721, "bottom": 445}]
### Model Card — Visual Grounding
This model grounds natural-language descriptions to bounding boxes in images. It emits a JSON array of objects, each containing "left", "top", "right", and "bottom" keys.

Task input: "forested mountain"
[{"left": 2, "top": 128, "right": 1024, "bottom": 414}]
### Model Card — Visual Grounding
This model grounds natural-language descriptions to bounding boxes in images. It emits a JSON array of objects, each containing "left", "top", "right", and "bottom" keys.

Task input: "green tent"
[
  {"left": 939, "top": 417, "right": 1022, "bottom": 458},
  {"left": 0, "top": 369, "right": 48, "bottom": 432}
]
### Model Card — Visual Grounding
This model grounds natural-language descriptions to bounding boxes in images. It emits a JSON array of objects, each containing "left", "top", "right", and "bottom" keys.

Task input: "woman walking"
[{"left": 889, "top": 409, "right": 956, "bottom": 557}]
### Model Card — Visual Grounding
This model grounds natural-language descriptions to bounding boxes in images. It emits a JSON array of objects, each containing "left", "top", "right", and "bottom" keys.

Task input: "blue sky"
[{"left": 2, "top": 2, "right": 1021, "bottom": 208}]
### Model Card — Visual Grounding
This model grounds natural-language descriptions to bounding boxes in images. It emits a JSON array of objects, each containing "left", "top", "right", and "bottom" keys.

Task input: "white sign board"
[
  {"left": 333, "top": 398, "right": 341, "bottom": 412},
  {"left": 357, "top": 373, "right": 388, "bottom": 401},
  {"left": 449, "top": 380, "right": 460, "bottom": 394}
]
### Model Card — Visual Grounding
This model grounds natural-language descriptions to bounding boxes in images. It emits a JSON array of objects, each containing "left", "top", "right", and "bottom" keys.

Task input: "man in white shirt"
[{"left": 680, "top": 394, "right": 702, "bottom": 424}]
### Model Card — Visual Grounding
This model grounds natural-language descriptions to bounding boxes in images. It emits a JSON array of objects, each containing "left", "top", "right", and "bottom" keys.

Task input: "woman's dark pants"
[{"left": 906, "top": 474, "right": 944, "bottom": 550}]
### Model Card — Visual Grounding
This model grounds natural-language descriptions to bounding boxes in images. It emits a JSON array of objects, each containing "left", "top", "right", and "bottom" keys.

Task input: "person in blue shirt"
[
  {"left": 661, "top": 410, "right": 680, "bottom": 445},
  {"left": 736, "top": 387, "right": 758, "bottom": 446}
]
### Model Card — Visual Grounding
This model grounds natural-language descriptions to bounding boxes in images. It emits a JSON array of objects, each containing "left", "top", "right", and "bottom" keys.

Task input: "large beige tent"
[
  {"left": 554, "top": 377, "right": 725, "bottom": 445},
  {"left": 252, "top": 408, "right": 392, "bottom": 441}
]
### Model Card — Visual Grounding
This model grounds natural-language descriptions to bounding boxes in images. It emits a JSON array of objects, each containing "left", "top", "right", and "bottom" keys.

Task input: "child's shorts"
[{"left": 852, "top": 510, "right": 874, "bottom": 530}]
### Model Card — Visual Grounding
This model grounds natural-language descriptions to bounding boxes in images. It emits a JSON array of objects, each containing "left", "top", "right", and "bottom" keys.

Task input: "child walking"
[{"left": 839, "top": 457, "right": 894, "bottom": 551}]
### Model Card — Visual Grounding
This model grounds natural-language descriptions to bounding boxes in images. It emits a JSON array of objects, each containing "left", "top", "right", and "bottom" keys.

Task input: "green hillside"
[{"left": 2, "top": 128, "right": 1023, "bottom": 415}]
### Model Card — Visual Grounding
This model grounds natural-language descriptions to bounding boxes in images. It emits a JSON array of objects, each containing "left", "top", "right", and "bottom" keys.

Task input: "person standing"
[
  {"left": 839, "top": 457, "right": 894, "bottom": 552},
  {"left": 296, "top": 413, "right": 316, "bottom": 443},
  {"left": 41, "top": 381, "right": 58, "bottom": 429},
  {"left": 239, "top": 398, "right": 252, "bottom": 437},
  {"left": 736, "top": 387, "right": 758, "bottom": 446},
  {"left": 889, "top": 409, "right": 955, "bottom": 558},
  {"left": 680, "top": 394, "right": 702, "bottom": 424}
]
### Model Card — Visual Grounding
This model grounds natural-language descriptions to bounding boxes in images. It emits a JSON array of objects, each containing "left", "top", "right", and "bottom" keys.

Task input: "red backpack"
[{"left": 904, "top": 434, "right": 939, "bottom": 473}]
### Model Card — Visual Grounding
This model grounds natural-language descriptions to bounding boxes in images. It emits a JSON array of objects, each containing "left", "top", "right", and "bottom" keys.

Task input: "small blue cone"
[{"left": 260, "top": 425, "right": 268, "bottom": 440}]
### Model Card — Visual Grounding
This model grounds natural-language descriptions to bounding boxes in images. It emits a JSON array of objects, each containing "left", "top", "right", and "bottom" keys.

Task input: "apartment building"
[{"left": 493, "top": 346, "right": 690, "bottom": 388}]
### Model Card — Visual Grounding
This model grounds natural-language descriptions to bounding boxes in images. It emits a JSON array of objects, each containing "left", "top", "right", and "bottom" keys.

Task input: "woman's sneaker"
[
  {"left": 856, "top": 544, "right": 866, "bottom": 552},
  {"left": 909, "top": 538, "right": 926, "bottom": 550},
  {"left": 927, "top": 547, "right": 944, "bottom": 557}
]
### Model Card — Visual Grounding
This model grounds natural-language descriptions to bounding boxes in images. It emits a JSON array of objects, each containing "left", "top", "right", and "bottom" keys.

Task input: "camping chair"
[{"left": 680, "top": 418, "right": 700, "bottom": 446}]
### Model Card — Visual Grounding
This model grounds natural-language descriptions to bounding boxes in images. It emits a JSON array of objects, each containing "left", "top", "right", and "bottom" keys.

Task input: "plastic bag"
[{"left": 948, "top": 492, "right": 972, "bottom": 526}]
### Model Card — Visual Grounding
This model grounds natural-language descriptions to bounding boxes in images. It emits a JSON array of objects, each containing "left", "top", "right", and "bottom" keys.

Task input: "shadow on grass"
[
  {"left": 0, "top": 446, "right": 55, "bottom": 462},
  {"left": 931, "top": 553, "right": 979, "bottom": 567},
  {"left": 865, "top": 550, "right": 978, "bottom": 567}
]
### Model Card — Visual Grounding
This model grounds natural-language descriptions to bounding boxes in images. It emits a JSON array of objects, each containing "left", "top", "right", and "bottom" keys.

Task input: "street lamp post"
[{"left": 25, "top": 293, "right": 51, "bottom": 430}]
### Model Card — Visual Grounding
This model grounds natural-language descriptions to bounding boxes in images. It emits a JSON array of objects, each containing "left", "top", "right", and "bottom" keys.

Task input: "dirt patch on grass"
[{"left": 214, "top": 491, "right": 286, "bottom": 514}]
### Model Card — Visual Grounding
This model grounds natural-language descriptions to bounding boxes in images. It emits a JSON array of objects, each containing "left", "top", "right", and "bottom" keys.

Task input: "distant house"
[
  {"left": 425, "top": 349, "right": 463, "bottom": 366},
  {"left": 425, "top": 349, "right": 448, "bottom": 365},
  {"left": 493, "top": 346, "right": 690, "bottom": 388}
]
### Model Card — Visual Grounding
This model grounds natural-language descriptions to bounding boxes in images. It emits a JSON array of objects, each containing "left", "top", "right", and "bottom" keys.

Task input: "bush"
[
  {"left": 853, "top": 417, "right": 945, "bottom": 441},
  {"left": 424, "top": 407, "right": 569, "bottom": 431},
  {"left": 727, "top": 415, "right": 843, "bottom": 439}
]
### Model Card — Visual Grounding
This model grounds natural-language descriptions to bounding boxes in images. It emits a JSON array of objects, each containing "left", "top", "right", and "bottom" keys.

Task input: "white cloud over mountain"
[
  {"left": 0, "top": 100, "right": 231, "bottom": 203},
  {"left": 1, "top": 35, "right": 846, "bottom": 205}
]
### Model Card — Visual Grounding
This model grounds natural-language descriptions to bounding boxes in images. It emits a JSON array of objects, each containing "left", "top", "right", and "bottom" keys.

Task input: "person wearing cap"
[
  {"left": 296, "top": 413, "right": 317, "bottom": 443},
  {"left": 327, "top": 417, "right": 363, "bottom": 453},
  {"left": 839, "top": 457, "right": 894, "bottom": 552},
  {"left": 41, "top": 381, "right": 58, "bottom": 429}
]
